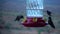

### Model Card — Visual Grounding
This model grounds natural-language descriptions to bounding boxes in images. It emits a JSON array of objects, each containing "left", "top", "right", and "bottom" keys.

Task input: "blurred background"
[{"left": 0, "top": 0, "right": 60, "bottom": 34}]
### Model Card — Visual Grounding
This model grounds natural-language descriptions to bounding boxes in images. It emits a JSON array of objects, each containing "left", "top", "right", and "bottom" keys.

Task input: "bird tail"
[
  {"left": 15, "top": 15, "right": 24, "bottom": 21},
  {"left": 48, "top": 17, "right": 55, "bottom": 29}
]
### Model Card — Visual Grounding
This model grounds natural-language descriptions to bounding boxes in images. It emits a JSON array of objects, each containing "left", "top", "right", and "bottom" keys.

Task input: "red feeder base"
[{"left": 22, "top": 17, "right": 47, "bottom": 27}]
